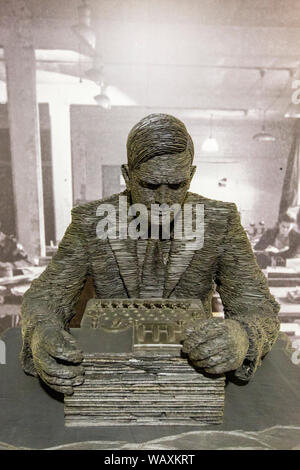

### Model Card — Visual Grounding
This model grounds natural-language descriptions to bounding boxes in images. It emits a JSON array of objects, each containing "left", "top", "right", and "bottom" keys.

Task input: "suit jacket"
[{"left": 21, "top": 191, "right": 280, "bottom": 381}]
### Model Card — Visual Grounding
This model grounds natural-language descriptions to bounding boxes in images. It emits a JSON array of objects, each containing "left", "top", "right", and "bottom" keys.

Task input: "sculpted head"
[{"left": 122, "top": 114, "right": 196, "bottom": 210}]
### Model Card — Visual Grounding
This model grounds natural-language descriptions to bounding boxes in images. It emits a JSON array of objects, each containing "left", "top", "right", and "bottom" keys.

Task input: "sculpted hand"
[
  {"left": 182, "top": 318, "right": 249, "bottom": 375},
  {"left": 31, "top": 324, "right": 85, "bottom": 395}
]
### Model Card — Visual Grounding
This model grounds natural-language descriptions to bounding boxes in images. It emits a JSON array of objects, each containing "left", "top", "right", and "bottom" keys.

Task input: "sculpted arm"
[
  {"left": 214, "top": 204, "right": 280, "bottom": 380},
  {"left": 183, "top": 203, "right": 280, "bottom": 381},
  {"left": 21, "top": 208, "right": 90, "bottom": 394}
]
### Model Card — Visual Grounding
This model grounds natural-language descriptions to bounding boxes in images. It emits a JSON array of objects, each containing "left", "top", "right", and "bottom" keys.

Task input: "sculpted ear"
[{"left": 121, "top": 164, "right": 131, "bottom": 190}]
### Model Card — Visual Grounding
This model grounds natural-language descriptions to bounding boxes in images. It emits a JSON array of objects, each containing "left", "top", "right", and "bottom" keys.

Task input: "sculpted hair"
[{"left": 127, "top": 113, "right": 194, "bottom": 171}]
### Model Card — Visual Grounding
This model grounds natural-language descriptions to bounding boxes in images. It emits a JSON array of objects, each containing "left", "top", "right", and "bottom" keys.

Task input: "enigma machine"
[{"left": 64, "top": 298, "right": 225, "bottom": 426}]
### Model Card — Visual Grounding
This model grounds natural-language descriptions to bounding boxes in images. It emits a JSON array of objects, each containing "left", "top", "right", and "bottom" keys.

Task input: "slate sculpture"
[{"left": 20, "top": 113, "right": 280, "bottom": 411}]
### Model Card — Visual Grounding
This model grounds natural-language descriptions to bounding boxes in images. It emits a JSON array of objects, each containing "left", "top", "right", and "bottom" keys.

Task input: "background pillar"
[
  {"left": 49, "top": 101, "right": 73, "bottom": 243},
  {"left": 5, "top": 2, "right": 45, "bottom": 259}
]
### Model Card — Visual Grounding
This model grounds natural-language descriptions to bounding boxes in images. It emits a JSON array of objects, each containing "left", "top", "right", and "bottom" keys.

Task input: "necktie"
[{"left": 139, "top": 239, "right": 166, "bottom": 298}]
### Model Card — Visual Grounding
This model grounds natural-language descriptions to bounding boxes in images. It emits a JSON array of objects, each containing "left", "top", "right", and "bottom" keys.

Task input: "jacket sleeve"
[
  {"left": 215, "top": 203, "right": 280, "bottom": 381},
  {"left": 20, "top": 207, "right": 89, "bottom": 375}
]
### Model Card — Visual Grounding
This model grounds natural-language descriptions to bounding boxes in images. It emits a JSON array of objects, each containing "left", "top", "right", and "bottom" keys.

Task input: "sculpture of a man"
[{"left": 21, "top": 114, "right": 280, "bottom": 395}]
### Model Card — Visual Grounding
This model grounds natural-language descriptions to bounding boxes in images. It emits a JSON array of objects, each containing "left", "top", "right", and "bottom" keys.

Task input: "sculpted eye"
[
  {"left": 169, "top": 181, "right": 187, "bottom": 190},
  {"left": 139, "top": 181, "right": 160, "bottom": 190},
  {"left": 169, "top": 183, "right": 181, "bottom": 190}
]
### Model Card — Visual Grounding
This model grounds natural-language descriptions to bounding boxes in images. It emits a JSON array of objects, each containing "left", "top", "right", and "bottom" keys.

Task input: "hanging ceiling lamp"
[
  {"left": 94, "top": 79, "right": 111, "bottom": 109},
  {"left": 253, "top": 111, "right": 276, "bottom": 142},
  {"left": 86, "top": 55, "right": 111, "bottom": 110},
  {"left": 94, "top": 91, "right": 111, "bottom": 109},
  {"left": 201, "top": 114, "right": 219, "bottom": 152},
  {"left": 72, "top": 0, "right": 96, "bottom": 50}
]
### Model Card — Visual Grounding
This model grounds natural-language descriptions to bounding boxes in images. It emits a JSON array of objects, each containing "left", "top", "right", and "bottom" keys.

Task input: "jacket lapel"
[
  {"left": 163, "top": 196, "right": 203, "bottom": 297},
  {"left": 163, "top": 239, "right": 198, "bottom": 297},
  {"left": 108, "top": 237, "right": 140, "bottom": 298},
  {"left": 107, "top": 192, "right": 140, "bottom": 298}
]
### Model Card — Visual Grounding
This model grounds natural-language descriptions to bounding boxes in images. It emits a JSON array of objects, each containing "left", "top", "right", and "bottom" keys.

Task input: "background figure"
[
  {"left": 285, "top": 208, "right": 300, "bottom": 258},
  {"left": 0, "top": 221, "right": 29, "bottom": 277},
  {"left": 254, "top": 213, "right": 296, "bottom": 268}
]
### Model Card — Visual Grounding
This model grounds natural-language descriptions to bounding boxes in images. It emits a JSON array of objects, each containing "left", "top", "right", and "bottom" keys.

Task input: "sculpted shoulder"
[
  {"left": 186, "top": 191, "right": 237, "bottom": 215},
  {"left": 71, "top": 192, "right": 126, "bottom": 219},
  {"left": 70, "top": 190, "right": 238, "bottom": 228}
]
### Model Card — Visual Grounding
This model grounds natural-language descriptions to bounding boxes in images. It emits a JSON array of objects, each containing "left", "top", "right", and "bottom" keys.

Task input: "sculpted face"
[
  {"left": 122, "top": 114, "right": 196, "bottom": 230},
  {"left": 129, "top": 150, "right": 195, "bottom": 209}
]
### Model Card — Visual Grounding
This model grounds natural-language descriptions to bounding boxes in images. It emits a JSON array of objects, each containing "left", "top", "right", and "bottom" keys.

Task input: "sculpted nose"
[{"left": 155, "top": 184, "right": 168, "bottom": 205}]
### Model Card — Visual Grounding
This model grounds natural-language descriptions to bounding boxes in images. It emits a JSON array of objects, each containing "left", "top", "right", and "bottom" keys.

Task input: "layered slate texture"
[{"left": 64, "top": 299, "right": 225, "bottom": 426}]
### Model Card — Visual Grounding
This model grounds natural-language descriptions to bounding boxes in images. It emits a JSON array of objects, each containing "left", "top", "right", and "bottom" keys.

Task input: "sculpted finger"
[
  {"left": 37, "top": 370, "right": 84, "bottom": 387},
  {"left": 61, "top": 330, "right": 84, "bottom": 361},
  {"left": 34, "top": 348, "right": 85, "bottom": 379},
  {"left": 45, "top": 331, "right": 83, "bottom": 363},
  {"left": 192, "top": 352, "right": 229, "bottom": 369},
  {"left": 203, "top": 361, "right": 231, "bottom": 375},
  {"left": 184, "top": 318, "right": 224, "bottom": 335},
  {"left": 193, "top": 352, "right": 243, "bottom": 373},
  {"left": 51, "top": 345, "right": 83, "bottom": 364},
  {"left": 190, "top": 338, "right": 232, "bottom": 361},
  {"left": 40, "top": 372, "right": 74, "bottom": 395},
  {"left": 182, "top": 329, "right": 225, "bottom": 354},
  {"left": 189, "top": 345, "right": 229, "bottom": 362}
]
